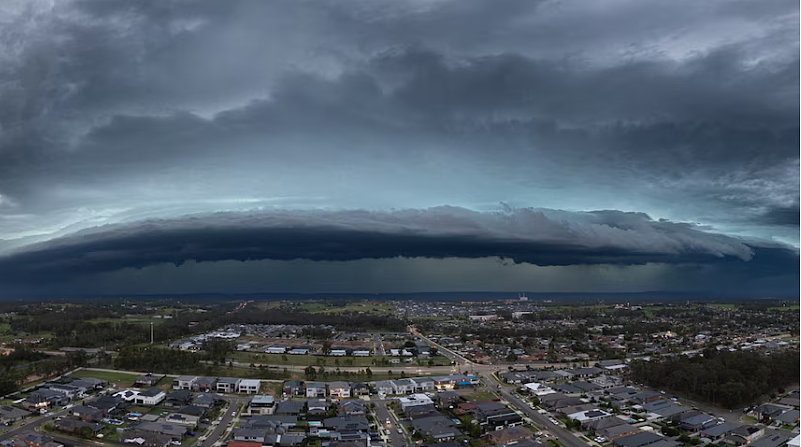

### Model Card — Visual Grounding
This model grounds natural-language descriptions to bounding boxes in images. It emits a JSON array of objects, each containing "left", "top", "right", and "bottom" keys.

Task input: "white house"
[
  {"left": 134, "top": 389, "right": 166, "bottom": 406},
  {"left": 238, "top": 379, "right": 261, "bottom": 394},
  {"left": 398, "top": 394, "right": 434, "bottom": 411}
]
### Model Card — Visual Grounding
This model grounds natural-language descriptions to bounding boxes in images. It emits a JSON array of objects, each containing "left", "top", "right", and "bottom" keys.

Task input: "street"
[
  {"left": 200, "top": 397, "right": 247, "bottom": 447},
  {"left": 373, "top": 400, "right": 406, "bottom": 447}
]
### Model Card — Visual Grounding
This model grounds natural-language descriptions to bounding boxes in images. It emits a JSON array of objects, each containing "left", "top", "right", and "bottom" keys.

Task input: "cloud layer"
[
  {"left": 0, "top": 0, "right": 797, "bottom": 296},
  {"left": 3, "top": 206, "right": 795, "bottom": 283}
]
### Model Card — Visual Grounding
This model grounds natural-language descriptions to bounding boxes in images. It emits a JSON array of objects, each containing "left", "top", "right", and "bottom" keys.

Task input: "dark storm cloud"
[
  {"left": 0, "top": 0, "right": 797, "bottom": 296},
  {"left": 2, "top": 206, "right": 793, "bottom": 285}
]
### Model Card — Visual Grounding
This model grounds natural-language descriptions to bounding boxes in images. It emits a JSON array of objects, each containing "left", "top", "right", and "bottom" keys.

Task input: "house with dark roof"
[
  {"left": 71, "top": 405, "right": 103, "bottom": 422},
  {"left": 177, "top": 405, "right": 206, "bottom": 417},
  {"left": 351, "top": 382, "right": 370, "bottom": 396},
  {"left": 85, "top": 395, "right": 124, "bottom": 416},
  {"left": 775, "top": 410, "right": 799, "bottom": 426},
  {"left": 488, "top": 426, "right": 534, "bottom": 445},
  {"left": 135, "top": 374, "right": 161, "bottom": 387},
  {"left": 475, "top": 402, "right": 523, "bottom": 431},
  {"left": 0, "top": 406, "right": 30, "bottom": 424},
  {"left": 275, "top": 400, "right": 305, "bottom": 416},
  {"left": 701, "top": 423, "right": 739, "bottom": 440},
  {"left": 598, "top": 424, "right": 641, "bottom": 440},
  {"left": 725, "top": 425, "right": 765, "bottom": 445},
  {"left": 584, "top": 415, "right": 627, "bottom": 432},
  {"left": 306, "top": 399, "right": 330, "bottom": 415},
  {"left": 749, "top": 433, "right": 792, "bottom": 447},
  {"left": 192, "top": 393, "right": 216, "bottom": 408},
  {"left": 411, "top": 415, "right": 462, "bottom": 442},
  {"left": 405, "top": 404, "right": 437, "bottom": 419},
  {"left": 192, "top": 377, "right": 216, "bottom": 392},
  {"left": 55, "top": 418, "right": 103, "bottom": 435},
  {"left": 612, "top": 432, "right": 664, "bottom": 447},
  {"left": 679, "top": 414, "right": 717, "bottom": 432},
  {"left": 630, "top": 391, "right": 661, "bottom": 405},
  {"left": 283, "top": 381, "right": 303, "bottom": 396},
  {"left": 338, "top": 400, "right": 366, "bottom": 416},
  {"left": 164, "top": 390, "right": 192, "bottom": 407},
  {"left": 234, "top": 428, "right": 269, "bottom": 443},
  {"left": 120, "top": 431, "right": 171, "bottom": 447},
  {"left": 323, "top": 415, "right": 369, "bottom": 432}
]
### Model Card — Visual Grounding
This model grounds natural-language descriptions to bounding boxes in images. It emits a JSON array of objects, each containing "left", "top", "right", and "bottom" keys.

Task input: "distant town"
[{"left": 0, "top": 297, "right": 795, "bottom": 447}]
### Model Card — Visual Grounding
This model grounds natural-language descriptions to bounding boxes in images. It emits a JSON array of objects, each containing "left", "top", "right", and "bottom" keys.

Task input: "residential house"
[
  {"left": 406, "top": 404, "right": 437, "bottom": 419},
  {"left": 238, "top": 379, "right": 261, "bottom": 394},
  {"left": 680, "top": 414, "right": 717, "bottom": 432},
  {"left": 23, "top": 389, "right": 69, "bottom": 411},
  {"left": 234, "top": 428, "right": 269, "bottom": 444},
  {"left": 71, "top": 405, "right": 103, "bottom": 422},
  {"left": 54, "top": 419, "right": 102, "bottom": 435},
  {"left": 177, "top": 406, "right": 206, "bottom": 418},
  {"left": 306, "top": 399, "right": 329, "bottom": 416},
  {"left": 412, "top": 415, "right": 462, "bottom": 442},
  {"left": 245, "top": 395, "right": 276, "bottom": 416},
  {"left": 351, "top": 383, "right": 370, "bottom": 396},
  {"left": 164, "top": 390, "right": 192, "bottom": 407},
  {"left": 749, "top": 434, "right": 792, "bottom": 447},
  {"left": 598, "top": 424, "right": 641, "bottom": 440},
  {"left": 375, "top": 381, "right": 394, "bottom": 395},
  {"left": 727, "top": 426, "right": 765, "bottom": 445},
  {"left": 323, "top": 415, "right": 370, "bottom": 432},
  {"left": 399, "top": 394, "right": 434, "bottom": 411},
  {"left": 283, "top": 381, "right": 304, "bottom": 397},
  {"left": 12, "top": 432, "right": 63, "bottom": 447},
  {"left": 630, "top": 391, "right": 661, "bottom": 406},
  {"left": 584, "top": 416, "right": 627, "bottom": 432},
  {"left": 776, "top": 410, "right": 800, "bottom": 426},
  {"left": 275, "top": 400, "right": 305, "bottom": 416},
  {"left": 329, "top": 382, "right": 351, "bottom": 399},
  {"left": 436, "top": 391, "right": 463, "bottom": 408},
  {"left": 134, "top": 388, "right": 166, "bottom": 406},
  {"left": 85, "top": 395, "right": 124, "bottom": 417},
  {"left": 391, "top": 379, "right": 415, "bottom": 395},
  {"left": 474, "top": 402, "right": 523, "bottom": 431},
  {"left": 192, "top": 394, "right": 216, "bottom": 408},
  {"left": 216, "top": 378, "right": 242, "bottom": 393},
  {"left": 0, "top": 406, "right": 30, "bottom": 424},
  {"left": 172, "top": 376, "right": 198, "bottom": 390},
  {"left": 306, "top": 382, "right": 326, "bottom": 398},
  {"left": 701, "top": 423, "right": 740, "bottom": 441},
  {"left": 135, "top": 374, "right": 161, "bottom": 387},
  {"left": 612, "top": 432, "right": 665, "bottom": 447},
  {"left": 338, "top": 400, "right": 366, "bottom": 416},
  {"left": 411, "top": 378, "right": 436, "bottom": 392},
  {"left": 136, "top": 421, "right": 189, "bottom": 441},
  {"left": 120, "top": 431, "right": 172, "bottom": 447},
  {"left": 192, "top": 377, "right": 216, "bottom": 392},
  {"left": 488, "top": 426, "right": 534, "bottom": 445},
  {"left": 164, "top": 413, "right": 199, "bottom": 427}
]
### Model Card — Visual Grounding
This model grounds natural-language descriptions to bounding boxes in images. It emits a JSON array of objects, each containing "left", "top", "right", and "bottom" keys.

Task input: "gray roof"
[
  {"left": 682, "top": 414, "right": 715, "bottom": 426},
  {"left": 600, "top": 424, "right": 641, "bottom": 438},
  {"left": 776, "top": 410, "right": 800, "bottom": 423},
  {"left": 701, "top": 423, "right": 740, "bottom": 437},
  {"left": 613, "top": 432, "right": 664, "bottom": 447},
  {"left": 749, "top": 433, "right": 792, "bottom": 447}
]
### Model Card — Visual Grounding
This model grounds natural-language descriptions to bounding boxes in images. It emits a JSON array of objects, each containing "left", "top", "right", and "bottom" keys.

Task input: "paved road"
[
  {"left": 482, "top": 372, "right": 591, "bottom": 447},
  {"left": 200, "top": 397, "right": 247, "bottom": 447},
  {"left": 374, "top": 400, "right": 406, "bottom": 447},
  {"left": 0, "top": 408, "right": 70, "bottom": 443}
]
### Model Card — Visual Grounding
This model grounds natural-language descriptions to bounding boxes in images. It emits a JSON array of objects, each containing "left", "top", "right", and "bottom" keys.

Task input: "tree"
[
  {"left": 506, "top": 352, "right": 518, "bottom": 362},
  {"left": 366, "top": 367, "right": 373, "bottom": 379},
  {"left": 322, "top": 340, "right": 332, "bottom": 355}
]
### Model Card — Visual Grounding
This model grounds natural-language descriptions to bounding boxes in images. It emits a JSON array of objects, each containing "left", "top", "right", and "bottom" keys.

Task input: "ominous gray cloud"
[{"left": 0, "top": 0, "right": 797, "bottom": 296}]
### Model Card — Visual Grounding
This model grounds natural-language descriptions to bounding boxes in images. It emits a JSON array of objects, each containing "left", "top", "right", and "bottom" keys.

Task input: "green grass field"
[
  {"left": 230, "top": 352, "right": 451, "bottom": 367},
  {"left": 464, "top": 390, "right": 498, "bottom": 402},
  {"left": 70, "top": 369, "right": 140, "bottom": 388},
  {"left": 768, "top": 305, "right": 800, "bottom": 311}
]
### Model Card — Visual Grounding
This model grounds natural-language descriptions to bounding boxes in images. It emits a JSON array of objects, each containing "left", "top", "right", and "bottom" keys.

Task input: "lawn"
[
  {"left": 70, "top": 369, "right": 140, "bottom": 388},
  {"left": 464, "top": 390, "right": 498, "bottom": 402},
  {"left": 231, "top": 352, "right": 450, "bottom": 367}
]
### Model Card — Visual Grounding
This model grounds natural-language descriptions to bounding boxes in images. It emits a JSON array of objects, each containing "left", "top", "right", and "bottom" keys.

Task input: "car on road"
[
  {"left": 397, "top": 428, "right": 403, "bottom": 434},
  {"left": 231, "top": 412, "right": 236, "bottom": 416}
]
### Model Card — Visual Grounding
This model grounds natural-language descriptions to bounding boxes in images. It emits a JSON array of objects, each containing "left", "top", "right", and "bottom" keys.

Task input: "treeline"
[
  {"left": 114, "top": 346, "right": 289, "bottom": 379},
  {"left": 224, "top": 307, "right": 407, "bottom": 332},
  {"left": 628, "top": 349, "right": 800, "bottom": 409}
]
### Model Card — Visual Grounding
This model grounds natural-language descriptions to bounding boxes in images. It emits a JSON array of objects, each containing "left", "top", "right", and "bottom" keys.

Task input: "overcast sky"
[{"left": 0, "top": 0, "right": 797, "bottom": 297}]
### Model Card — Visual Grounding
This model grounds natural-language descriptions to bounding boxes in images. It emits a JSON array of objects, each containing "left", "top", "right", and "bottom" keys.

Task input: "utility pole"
[{"left": 150, "top": 322, "right": 154, "bottom": 344}]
